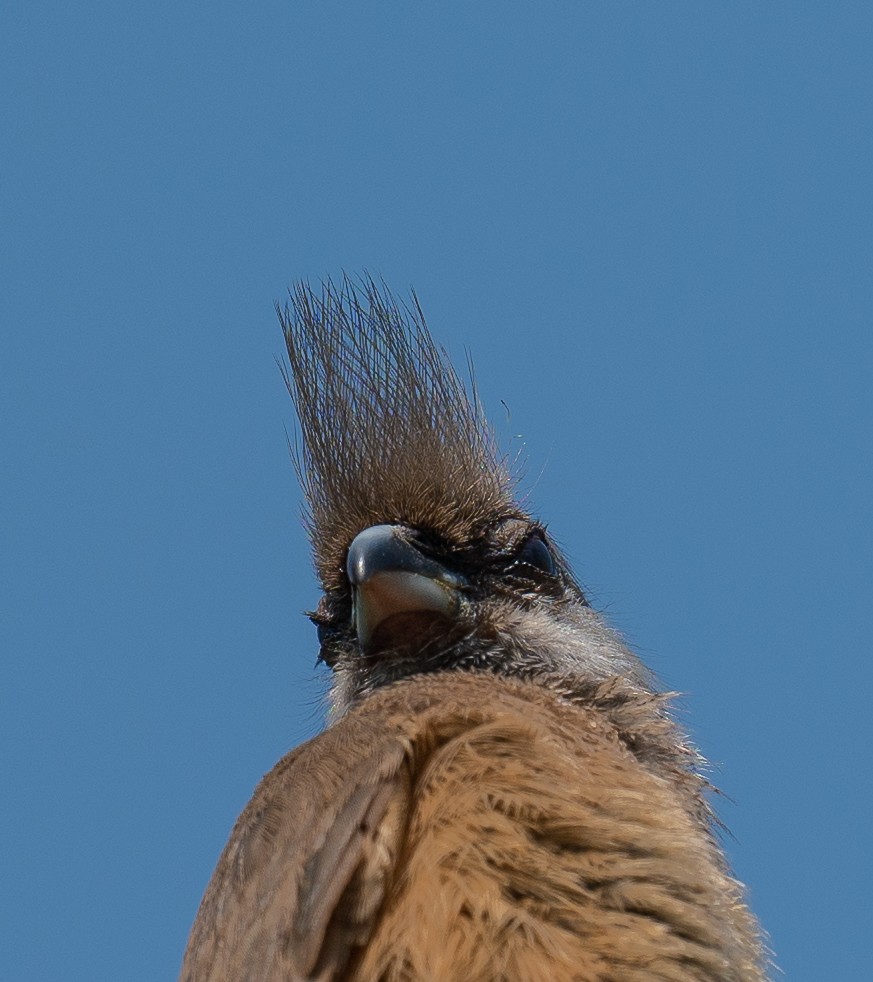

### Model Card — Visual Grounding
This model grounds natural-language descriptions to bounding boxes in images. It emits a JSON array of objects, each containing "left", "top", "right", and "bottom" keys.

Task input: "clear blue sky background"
[{"left": 2, "top": 3, "right": 870, "bottom": 979}]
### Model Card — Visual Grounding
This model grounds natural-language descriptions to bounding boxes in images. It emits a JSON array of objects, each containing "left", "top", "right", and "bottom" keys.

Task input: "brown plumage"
[{"left": 180, "top": 277, "right": 766, "bottom": 981}]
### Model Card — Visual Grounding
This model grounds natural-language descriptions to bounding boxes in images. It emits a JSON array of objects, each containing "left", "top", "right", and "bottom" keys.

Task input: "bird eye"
[
  {"left": 308, "top": 609, "right": 342, "bottom": 655},
  {"left": 308, "top": 615, "right": 343, "bottom": 668},
  {"left": 514, "top": 535, "right": 557, "bottom": 576}
]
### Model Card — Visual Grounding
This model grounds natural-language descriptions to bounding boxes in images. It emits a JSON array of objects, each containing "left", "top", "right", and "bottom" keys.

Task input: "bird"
[{"left": 180, "top": 277, "right": 766, "bottom": 982}]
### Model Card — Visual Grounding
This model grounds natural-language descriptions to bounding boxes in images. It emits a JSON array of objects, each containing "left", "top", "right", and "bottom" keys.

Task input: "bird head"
[{"left": 280, "top": 278, "right": 650, "bottom": 717}]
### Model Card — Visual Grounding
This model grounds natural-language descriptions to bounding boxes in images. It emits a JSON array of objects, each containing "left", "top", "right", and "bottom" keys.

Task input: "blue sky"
[{"left": 2, "top": 3, "right": 870, "bottom": 979}]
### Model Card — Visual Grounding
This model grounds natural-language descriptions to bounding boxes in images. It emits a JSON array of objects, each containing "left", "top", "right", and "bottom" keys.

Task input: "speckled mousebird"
[{"left": 180, "top": 278, "right": 766, "bottom": 982}]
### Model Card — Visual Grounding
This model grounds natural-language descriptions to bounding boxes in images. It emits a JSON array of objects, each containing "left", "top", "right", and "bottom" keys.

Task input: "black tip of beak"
[
  {"left": 346, "top": 525, "right": 467, "bottom": 651},
  {"left": 346, "top": 525, "right": 459, "bottom": 585}
]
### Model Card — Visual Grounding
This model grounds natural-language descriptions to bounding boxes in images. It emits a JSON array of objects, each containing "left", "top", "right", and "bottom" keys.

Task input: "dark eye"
[
  {"left": 514, "top": 535, "right": 557, "bottom": 576},
  {"left": 308, "top": 611, "right": 343, "bottom": 667}
]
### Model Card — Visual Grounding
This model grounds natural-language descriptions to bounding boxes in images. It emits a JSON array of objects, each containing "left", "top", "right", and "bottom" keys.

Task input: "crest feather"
[{"left": 279, "top": 276, "right": 519, "bottom": 589}]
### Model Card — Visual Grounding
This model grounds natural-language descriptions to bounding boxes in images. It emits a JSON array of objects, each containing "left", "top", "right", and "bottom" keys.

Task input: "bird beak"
[{"left": 346, "top": 525, "right": 468, "bottom": 653}]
